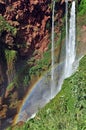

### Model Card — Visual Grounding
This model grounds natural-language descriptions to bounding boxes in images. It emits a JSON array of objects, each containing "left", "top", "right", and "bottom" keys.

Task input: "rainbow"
[
  {"left": 13, "top": 77, "right": 42, "bottom": 124},
  {"left": 14, "top": 62, "right": 64, "bottom": 124}
]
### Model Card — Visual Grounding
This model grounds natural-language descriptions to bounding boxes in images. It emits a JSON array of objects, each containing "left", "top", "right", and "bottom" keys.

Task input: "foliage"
[
  {"left": 13, "top": 64, "right": 30, "bottom": 88},
  {"left": 5, "top": 49, "right": 17, "bottom": 65},
  {"left": 23, "top": 75, "right": 30, "bottom": 87},
  {"left": 5, "top": 49, "right": 17, "bottom": 90},
  {"left": 8, "top": 55, "right": 86, "bottom": 130},
  {"left": 7, "top": 82, "right": 14, "bottom": 90},
  {"left": 28, "top": 51, "right": 51, "bottom": 76},
  {"left": 78, "top": 0, "right": 86, "bottom": 15},
  {"left": 0, "top": 16, "right": 17, "bottom": 36}
]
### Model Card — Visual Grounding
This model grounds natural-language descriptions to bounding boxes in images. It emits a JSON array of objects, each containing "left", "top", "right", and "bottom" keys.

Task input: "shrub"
[
  {"left": 78, "top": 0, "right": 86, "bottom": 15},
  {"left": 0, "top": 16, "right": 17, "bottom": 36}
]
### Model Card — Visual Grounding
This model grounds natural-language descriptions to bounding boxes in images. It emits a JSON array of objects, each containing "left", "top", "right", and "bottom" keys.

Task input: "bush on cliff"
[
  {"left": 78, "top": 0, "right": 86, "bottom": 15},
  {"left": 0, "top": 16, "right": 17, "bottom": 36}
]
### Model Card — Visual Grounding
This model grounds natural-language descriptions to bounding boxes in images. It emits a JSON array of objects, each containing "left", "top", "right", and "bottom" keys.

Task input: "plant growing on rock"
[{"left": 0, "top": 16, "right": 17, "bottom": 36}]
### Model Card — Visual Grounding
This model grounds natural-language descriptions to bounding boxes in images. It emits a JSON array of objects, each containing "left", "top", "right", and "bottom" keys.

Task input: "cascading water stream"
[
  {"left": 55, "top": 0, "right": 69, "bottom": 93},
  {"left": 65, "top": 0, "right": 68, "bottom": 74},
  {"left": 51, "top": 0, "right": 55, "bottom": 99},
  {"left": 51, "top": 0, "right": 55, "bottom": 81},
  {"left": 65, "top": 1, "right": 76, "bottom": 78}
]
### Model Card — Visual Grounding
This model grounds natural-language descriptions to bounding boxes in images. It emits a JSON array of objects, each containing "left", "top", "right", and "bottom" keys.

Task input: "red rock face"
[
  {"left": 0, "top": 0, "right": 65, "bottom": 57},
  {"left": 0, "top": 0, "right": 51, "bottom": 56},
  {"left": 29, "top": 0, "right": 39, "bottom": 5}
]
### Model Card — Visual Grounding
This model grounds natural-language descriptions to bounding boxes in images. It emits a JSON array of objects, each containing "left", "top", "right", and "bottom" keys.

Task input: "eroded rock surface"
[{"left": 0, "top": 0, "right": 65, "bottom": 56}]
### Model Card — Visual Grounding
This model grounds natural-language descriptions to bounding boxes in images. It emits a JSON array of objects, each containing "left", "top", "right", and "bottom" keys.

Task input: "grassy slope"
[{"left": 8, "top": 55, "right": 86, "bottom": 130}]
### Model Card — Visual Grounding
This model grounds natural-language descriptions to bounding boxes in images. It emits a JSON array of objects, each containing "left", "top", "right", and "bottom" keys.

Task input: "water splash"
[{"left": 65, "top": 1, "right": 76, "bottom": 78}]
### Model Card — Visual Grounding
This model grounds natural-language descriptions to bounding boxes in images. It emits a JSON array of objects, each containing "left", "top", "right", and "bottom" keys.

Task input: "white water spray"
[{"left": 65, "top": 1, "right": 76, "bottom": 78}]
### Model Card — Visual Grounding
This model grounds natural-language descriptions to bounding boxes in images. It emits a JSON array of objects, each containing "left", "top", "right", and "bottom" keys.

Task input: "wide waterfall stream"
[
  {"left": 65, "top": 0, "right": 76, "bottom": 78},
  {"left": 16, "top": 1, "right": 77, "bottom": 123}
]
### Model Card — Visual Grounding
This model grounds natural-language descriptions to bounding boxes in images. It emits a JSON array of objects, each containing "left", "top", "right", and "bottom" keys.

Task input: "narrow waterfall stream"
[
  {"left": 51, "top": 0, "right": 55, "bottom": 81},
  {"left": 65, "top": 1, "right": 76, "bottom": 78},
  {"left": 51, "top": 0, "right": 55, "bottom": 99},
  {"left": 65, "top": 0, "right": 68, "bottom": 76},
  {"left": 16, "top": 1, "right": 76, "bottom": 123}
]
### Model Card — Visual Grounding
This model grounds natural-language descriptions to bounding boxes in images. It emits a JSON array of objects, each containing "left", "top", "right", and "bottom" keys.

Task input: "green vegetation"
[
  {"left": 7, "top": 55, "right": 86, "bottom": 130},
  {"left": 5, "top": 49, "right": 17, "bottom": 90},
  {"left": 29, "top": 51, "right": 51, "bottom": 76},
  {"left": 13, "top": 50, "right": 51, "bottom": 89},
  {"left": 7, "top": 82, "right": 15, "bottom": 90},
  {"left": 15, "top": 64, "right": 31, "bottom": 88},
  {"left": 0, "top": 16, "right": 17, "bottom": 36},
  {"left": 78, "top": 0, "right": 86, "bottom": 15},
  {"left": 5, "top": 49, "right": 17, "bottom": 64}
]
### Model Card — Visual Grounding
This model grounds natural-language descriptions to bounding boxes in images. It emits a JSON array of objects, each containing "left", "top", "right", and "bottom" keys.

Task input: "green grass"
[{"left": 8, "top": 55, "right": 86, "bottom": 130}]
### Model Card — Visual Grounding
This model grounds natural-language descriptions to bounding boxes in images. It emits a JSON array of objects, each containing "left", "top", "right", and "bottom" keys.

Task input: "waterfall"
[
  {"left": 65, "top": 0, "right": 68, "bottom": 77},
  {"left": 55, "top": 1, "right": 76, "bottom": 93},
  {"left": 51, "top": 0, "right": 55, "bottom": 81},
  {"left": 65, "top": 1, "right": 76, "bottom": 78},
  {"left": 51, "top": 0, "right": 55, "bottom": 99}
]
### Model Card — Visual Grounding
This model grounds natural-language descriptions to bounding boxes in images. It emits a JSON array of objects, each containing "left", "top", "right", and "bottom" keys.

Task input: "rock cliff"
[{"left": 0, "top": 0, "right": 65, "bottom": 56}]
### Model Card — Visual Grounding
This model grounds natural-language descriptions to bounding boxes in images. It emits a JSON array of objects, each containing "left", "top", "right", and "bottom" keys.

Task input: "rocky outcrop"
[
  {"left": 0, "top": 0, "right": 66, "bottom": 57},
  {"left": 1, "top": 0, "right": 50, "bottom": 56}
]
